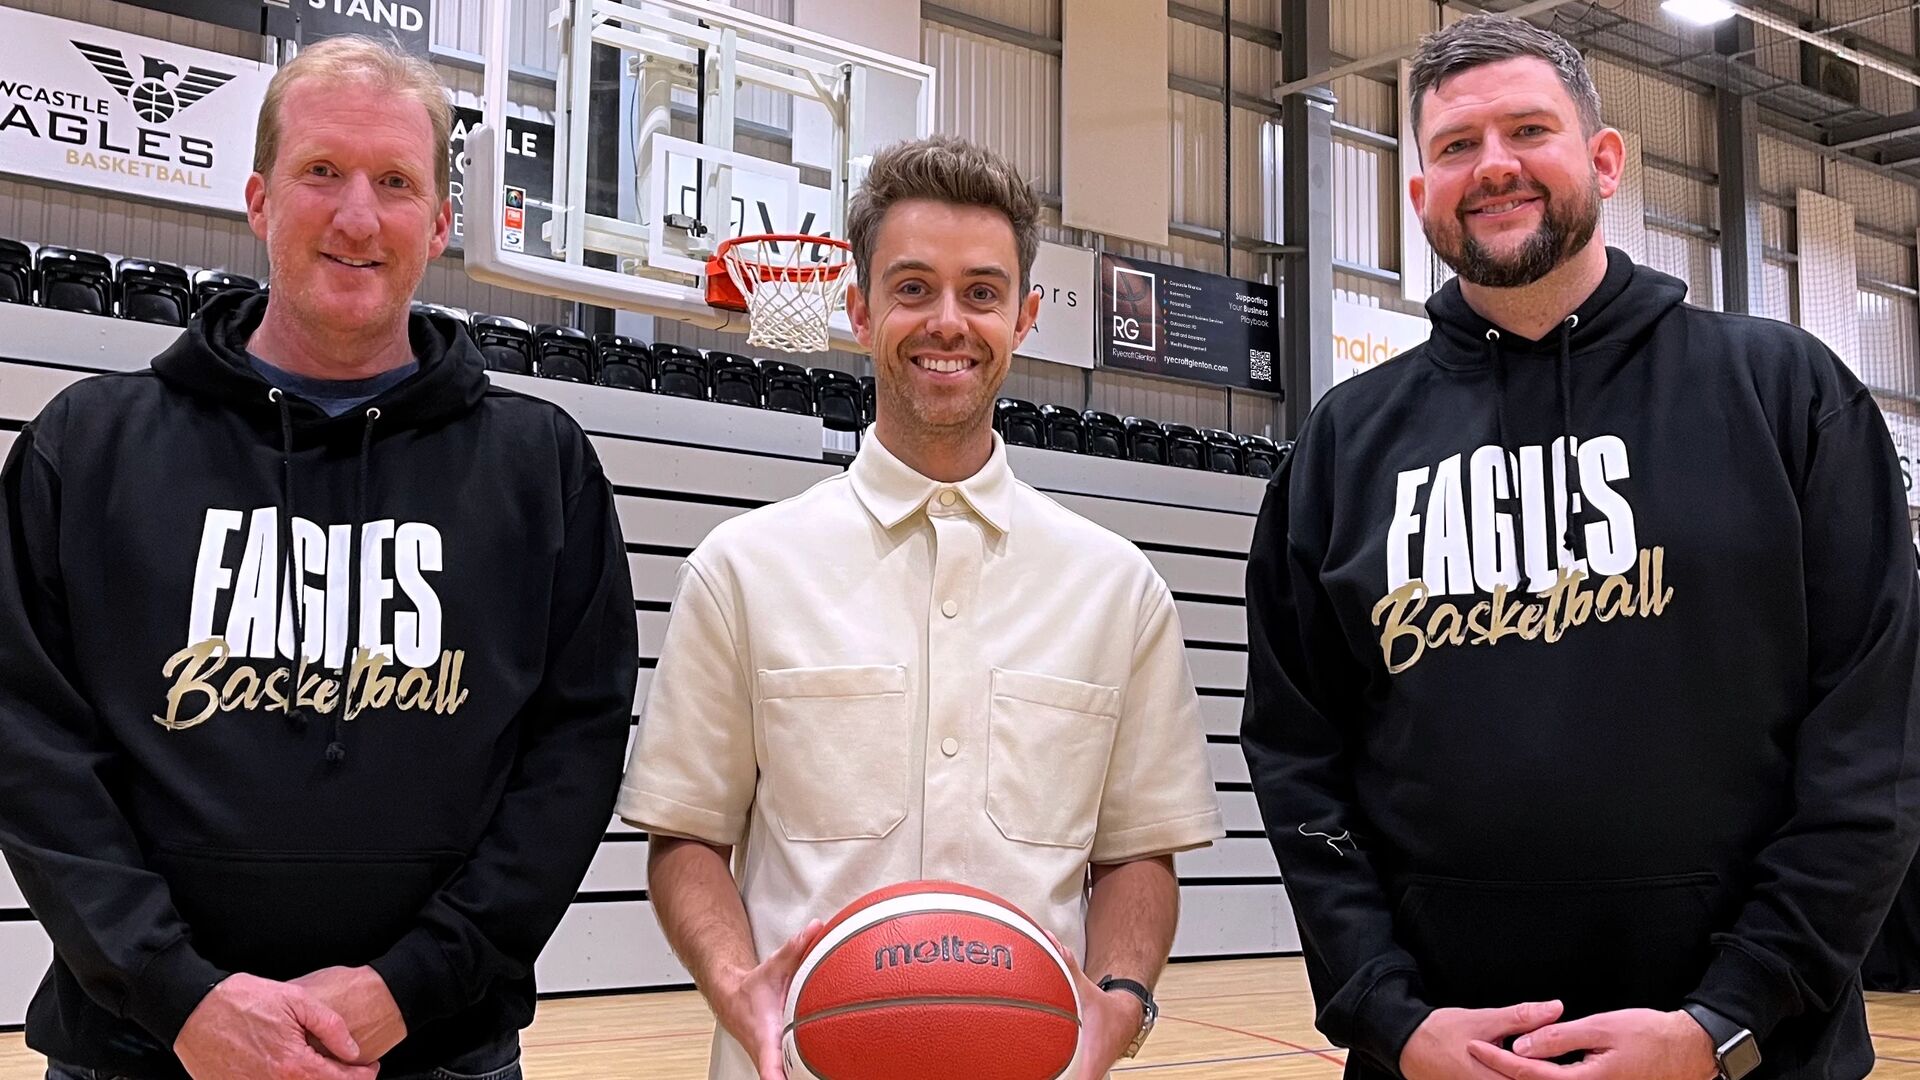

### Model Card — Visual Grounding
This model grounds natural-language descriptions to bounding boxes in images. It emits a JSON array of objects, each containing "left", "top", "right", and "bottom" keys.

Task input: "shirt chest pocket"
[
  {"left": 986, "top": 668, "right": 1122, "bottom": 849},
  {"left": 756, "top": 664, "right": 910, "bottom": 842}
]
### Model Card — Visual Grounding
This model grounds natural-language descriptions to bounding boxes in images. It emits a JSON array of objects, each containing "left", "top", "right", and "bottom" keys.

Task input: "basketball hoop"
[{"left": 706, "top": 234, "right": 855, "bottom": 354}]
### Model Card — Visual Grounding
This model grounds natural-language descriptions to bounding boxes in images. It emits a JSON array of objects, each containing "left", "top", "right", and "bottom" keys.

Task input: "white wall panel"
[
  {"left": 934, "top": 0, "right": 1058, "bottom": 39},
  {"left": 1858, "top": 287, "right": 1920, "bottom": 397},
  {"left": 923, "top": 22, "right": 1060, "bottom": 196}
]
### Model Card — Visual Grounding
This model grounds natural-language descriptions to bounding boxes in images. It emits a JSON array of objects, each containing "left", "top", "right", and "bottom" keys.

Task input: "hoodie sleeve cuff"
[
  {"left": 1687, "top": 942, "right": 1798, "bottom": 1044},
  {"left": 1347, "top": 969, "right": 1435, "bottom": 1077},
  {"left": 369, "top": 927, "right": 465, "bottom": 1030},
  {"left": 124, "top": 937, "right": 228, "bottom": 1045}
]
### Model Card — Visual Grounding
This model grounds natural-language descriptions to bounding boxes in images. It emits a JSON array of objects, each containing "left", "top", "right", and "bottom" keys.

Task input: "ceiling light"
[{"left": 1661, "top": 0, "right": 1739, "bottom": 25}]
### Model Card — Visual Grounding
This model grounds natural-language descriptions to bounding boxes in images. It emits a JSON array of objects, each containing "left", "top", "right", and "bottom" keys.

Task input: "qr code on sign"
[{"left": 1249, "top": 348, "right": 1272, "bottom": 382}]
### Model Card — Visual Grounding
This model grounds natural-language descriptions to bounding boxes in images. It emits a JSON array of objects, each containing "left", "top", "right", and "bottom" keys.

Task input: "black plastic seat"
[
  {"left": 860, "top": 375, "right": 877, "bottom": 426},
  {"left": 994, "top": 398, "right": 1044, "bottom": 448},
  {"left": 534, "top": 324, "right": 595, "bottom": 382},
  {"left": 811, "top": 368, "right": 863, "bottom": 430},
  {"left": 708, "top": 352, "right": 762, "bottom": 407},
  {"left": 0, "top": 238, "right": 34, "bottom": 304},
  {"left": 36, "top": 246, "right": 111, "bottom": 315},
  {"left": 1123, "top": 416, "right": 1165, "bottom": 465},
  {"left": 760, "top": 360, "right": 814, "bottom": 415},
  {"left": 1039, "top": 404, "right": 1084, "bottom": 453},
  {"left": 595, "top": 335, "right": 653, "bottom": 391},
  {"left": 1200, "top": 428, "right": 1244, "bottom": 474},
  {"left": 470, "top": 314, "right": 534, "bottom": 375},
  {"left": 192, "top": 268, "right": 260, "bottom": 310},
  {"left": 1081, "top": 410, "right": 1125, "bottom": 459},
  {"left": 114, "top": 259, "right": 190, "bottom": 326},
  {"left": 1240, "top": 434, "right": 1282, "bottom": 479},
  {"left": 410, "top": 302, "right": 469, "bottom": 342},
  {"left": 654, "top": 344, "right": 709, "bottom": 400},
  {"left": 1162, "top": 423, "right": 1205, "bottom": 469}
]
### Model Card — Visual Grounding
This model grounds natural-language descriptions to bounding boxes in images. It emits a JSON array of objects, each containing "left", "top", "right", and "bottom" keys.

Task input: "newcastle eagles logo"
[{"left": 72, "top": 41, "right": 234, "bottom": 124}]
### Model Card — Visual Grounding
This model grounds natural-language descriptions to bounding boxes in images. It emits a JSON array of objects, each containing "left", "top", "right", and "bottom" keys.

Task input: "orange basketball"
[{"left": 782, "top": 880, "right": 1081, "bottom": 1080}]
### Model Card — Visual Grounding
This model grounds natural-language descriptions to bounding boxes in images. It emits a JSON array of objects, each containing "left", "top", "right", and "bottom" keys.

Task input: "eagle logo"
[{"left": 72, "top": 41, "right": 235, "bottom": 125}]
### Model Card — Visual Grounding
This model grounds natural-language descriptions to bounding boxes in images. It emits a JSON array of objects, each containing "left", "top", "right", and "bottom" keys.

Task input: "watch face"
[{"left": 1720, "top": 1034, "right": 1762, "bottom": 1079}]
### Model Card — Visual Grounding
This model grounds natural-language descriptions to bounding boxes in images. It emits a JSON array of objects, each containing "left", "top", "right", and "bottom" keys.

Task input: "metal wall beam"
[
  {"left": 1717, "top": 19, "right": 1766, "bottom": 315},
  {"left": 1281, "top": 0, "right": 1332, "bottom": 427}
]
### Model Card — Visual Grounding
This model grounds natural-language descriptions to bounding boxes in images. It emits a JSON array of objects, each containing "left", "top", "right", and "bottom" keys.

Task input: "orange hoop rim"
[{"left": 713, "top": 233, "right": 853, "bottom": 284}]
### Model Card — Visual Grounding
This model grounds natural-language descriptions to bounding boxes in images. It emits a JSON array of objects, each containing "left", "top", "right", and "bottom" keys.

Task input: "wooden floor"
[{"left": 7, "top": 958, "right": 1920, "bottom": 1077}]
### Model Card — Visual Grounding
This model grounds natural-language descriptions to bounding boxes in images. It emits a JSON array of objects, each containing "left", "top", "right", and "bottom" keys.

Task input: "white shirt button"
[
  {"left": 941, "top": 737, "right": 959, "bottom": 756},
  {"left": 941, "top": 599, "right": 959, "bottom": 618},
  {"left": 938, "top": 490, "right": 958, "bottom": 507}
]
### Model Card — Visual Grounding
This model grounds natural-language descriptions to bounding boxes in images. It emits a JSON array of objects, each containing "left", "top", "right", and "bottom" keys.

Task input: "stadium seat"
[
  {"left": 1122, "top": 417, "right": 1165, "bottom": 465},
  {"left": 470, "top": 314, "right": 534, "bottom": 375},
  {"left": 1039, "top": 404, "right": 1084, "bottom": 453},
  {"left": 709, "top": 352, "right": 762, "bottom": 407},
  {"left": 595, "top": 335, "right": 653, "bottom": 391},
  {"left": 1240, "top": 434, "right": 1282, "bottom": 479},
  {"left": 533, "top": 324, "right": 595, "bottom": 382},
  {"left": 1200, "top": 428, "right": 1244, "bottom": 474},
  {"left": 1081, "top": 410, "right": 1125, "bottom": 459},
  {"left": 0, "top": 238, "right": 34, "bottom": 305},
  {"left": 192, "top": 268, "right": 259, "bottom": 310},
  {"left": 811, "top": 368, "right": 863, "bottom": 430},
  {"left": 654, "top": 344, "right": 709, "bottom": 400},
  {"left": 1162, "top": 423, "right": 1206, "bottom": 469},
  {"left": 115, "top": 258, "right": 192, "bottom": 326},
  {"left": 994, "top": 398, "right": 1044, "bottom": 448},
  {"left": 36, "top": 246, "right": 112, "bottom": 315},
  {"left": 760, "top": 360, "right": 814, "bottom": 415}
]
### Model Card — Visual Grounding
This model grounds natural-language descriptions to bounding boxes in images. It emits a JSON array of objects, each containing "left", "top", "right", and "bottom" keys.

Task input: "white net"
[{"left": 721, "top": 237, "right": 853, "bottom": 354}]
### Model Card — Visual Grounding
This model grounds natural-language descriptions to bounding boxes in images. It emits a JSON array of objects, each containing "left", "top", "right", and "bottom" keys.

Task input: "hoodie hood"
[
  {"left": 1421, "top": 246, "right": 1688, "bottom": 367},
  {"left": 151, "top": 289, "right": 490, "bottom": 439}
]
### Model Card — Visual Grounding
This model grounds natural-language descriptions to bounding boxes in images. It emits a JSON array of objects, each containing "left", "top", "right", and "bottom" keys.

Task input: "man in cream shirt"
[{"left": 617, "top": 135, "right": 1224, "bottom": 1080}]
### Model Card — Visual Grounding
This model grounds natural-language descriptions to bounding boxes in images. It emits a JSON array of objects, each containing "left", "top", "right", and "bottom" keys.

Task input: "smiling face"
[
  {"left": 1409, "top": 56, "right": 1620, "bottom": 288},
  {"left": 846, "top": 198, "right": 1040, "bottom": 447},
  {"left": 245, "top": 77, "right": 451, "bottom": 341}
]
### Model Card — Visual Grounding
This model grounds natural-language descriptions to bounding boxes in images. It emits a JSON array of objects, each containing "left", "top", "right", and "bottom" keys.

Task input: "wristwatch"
[
  {"left": 1098, "top": 975, "right": 1158, "bottom": 1059},
  {"left": 1682, "top": 1003, "right": 1762, "bottom": 1080}
]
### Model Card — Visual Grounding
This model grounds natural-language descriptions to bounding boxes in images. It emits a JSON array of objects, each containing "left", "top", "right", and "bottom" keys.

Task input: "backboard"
[{"left": 464, "top": 0, "right": 934, "bottom": 346}]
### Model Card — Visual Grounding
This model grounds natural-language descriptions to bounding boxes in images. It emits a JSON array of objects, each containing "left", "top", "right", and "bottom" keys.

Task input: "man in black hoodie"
[
  {"left": 0, "top": 35, "right": 636, "bottom": 1080},
  {"left": 1244, "top": 14, "right": 1920, "bottom": 1080}
]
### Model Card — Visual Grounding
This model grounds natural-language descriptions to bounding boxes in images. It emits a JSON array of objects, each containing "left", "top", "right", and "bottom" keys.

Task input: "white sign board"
[
  {"left": 1019, "top": 241, "right": 1096, "bottom": 370},
  {"left": 0, "top": 7, "right": 273, "bottom": 213},
  {"left": 1331, "top": 298, "right": 1430, "bottom": 389}
]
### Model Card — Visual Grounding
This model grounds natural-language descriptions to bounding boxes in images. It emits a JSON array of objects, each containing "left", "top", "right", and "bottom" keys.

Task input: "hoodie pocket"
[
  {"left": 151, "top": 845, "right": 465, "bottom": 978},
  {"left": 1394, "top": 871, "right": 1722, "bottom": 1014}
]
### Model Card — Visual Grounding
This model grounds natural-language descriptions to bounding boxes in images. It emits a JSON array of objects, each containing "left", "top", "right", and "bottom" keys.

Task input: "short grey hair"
[{"left": 1407, "top": 14, "right": 1602, "bottom": 153}]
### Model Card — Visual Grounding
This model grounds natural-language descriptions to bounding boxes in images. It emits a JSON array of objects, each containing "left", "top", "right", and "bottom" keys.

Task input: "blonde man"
[
  {"left": 0, "top": 35, "right": 635, "bottom": 1080},
  {"left": 619, "top": 135, "right": 1226, "bottom": 1080}
]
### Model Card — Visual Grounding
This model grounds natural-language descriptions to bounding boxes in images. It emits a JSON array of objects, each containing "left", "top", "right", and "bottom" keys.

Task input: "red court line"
[
  {"left": 1160, "top": 1012, "right": 1348, "bottom": 1068},
  {"left": 1876, "top": 1032, "right": 1920, "bottom": 1044},
  {"left": 1879, "top": 1055, "right": 1920, "bottom": 1066}
]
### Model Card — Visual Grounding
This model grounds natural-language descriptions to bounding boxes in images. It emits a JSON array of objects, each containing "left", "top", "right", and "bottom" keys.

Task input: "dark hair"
[
  {"left": 846, "top": 135, "right": 1042, "bottom": 294},
  {"left": 1407, "top": 14, "right": 1602, "bottom": 154}
]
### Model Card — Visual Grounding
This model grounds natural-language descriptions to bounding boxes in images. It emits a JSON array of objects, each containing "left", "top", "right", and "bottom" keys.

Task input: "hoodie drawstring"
[
  {"left": 269, "top": 389, "right": 310, "bottom": 733},
  {"left": 1488, "top": 316, "right": 1585, "bottom": 588},
  {"left": 1557, "top": 315, "right": 1584, "bottom": 564},
  {"left": 328, "top": 406, "right": 381, "bottom": 765}
]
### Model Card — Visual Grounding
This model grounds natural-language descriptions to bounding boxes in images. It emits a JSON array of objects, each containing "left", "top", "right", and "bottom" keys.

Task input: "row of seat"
[
  {"left": 0, "top": 239, "right": 257, "bottom": 324},
  {"left": 1, "top": 237, "right": 1290, "bottom": 478},
  {"left": 994, "top": 401, "right": 1288, "bottom": 478}
]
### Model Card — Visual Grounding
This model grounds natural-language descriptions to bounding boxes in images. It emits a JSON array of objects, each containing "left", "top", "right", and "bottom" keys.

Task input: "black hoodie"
[
  {"left": 1243, "top": 249, "right": 1920, "bottom": 1079},
  {"left": 0, "top": 291, "right": 637, "bottom": 1072}
]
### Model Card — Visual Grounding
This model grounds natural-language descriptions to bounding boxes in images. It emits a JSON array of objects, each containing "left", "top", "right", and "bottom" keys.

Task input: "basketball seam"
[{"left": 786, "top": 993, "right": 1083, "bottom": 1030}]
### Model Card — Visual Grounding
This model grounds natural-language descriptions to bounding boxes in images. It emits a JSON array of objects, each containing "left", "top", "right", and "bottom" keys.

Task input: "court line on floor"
[
  {"left": 1159, "top": 1013, "right": 1347, "bottom": 1067},
  {"left": 1117, "top": 1047, "right": 1340, "bottom": 1073}
]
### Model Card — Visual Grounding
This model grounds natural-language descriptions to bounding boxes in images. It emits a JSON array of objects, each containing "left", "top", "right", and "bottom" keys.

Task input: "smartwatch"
[
  {"left": 1683, "top": 1002, "right": 1761, "bottom": 1080},
  {"left": 1098, "top": 975, "right": 1158, "bottom": 1059}
]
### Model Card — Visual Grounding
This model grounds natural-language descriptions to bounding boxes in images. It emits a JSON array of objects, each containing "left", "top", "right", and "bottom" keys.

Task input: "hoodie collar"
[
  {"left": 152, "top": 290, "right": 490, "bottom": 438},
  {"left": 850, "top": 427, "right": 1016, "bottom": 535},
  {"left": 1422, "top": 247, "right": 1686, "bottom": 369}
]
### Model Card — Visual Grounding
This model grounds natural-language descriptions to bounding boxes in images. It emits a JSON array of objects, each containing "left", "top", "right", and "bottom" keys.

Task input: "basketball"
[{"left": 783, "top": 881, "right": 1081, "bottom": 1080}]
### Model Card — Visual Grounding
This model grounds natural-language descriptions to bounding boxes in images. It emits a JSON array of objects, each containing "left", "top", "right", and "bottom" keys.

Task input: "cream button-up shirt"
[{"left": 617, "top": 431, "right": 1225, "bottom": 1079}]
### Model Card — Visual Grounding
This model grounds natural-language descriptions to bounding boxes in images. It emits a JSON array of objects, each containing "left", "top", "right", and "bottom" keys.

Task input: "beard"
[
  {"left": 874, "top": 333, "right": 1005, "bottom": 438},
  {"left": 1425, "top": 173, "right": 1601, "bottom": 288}
]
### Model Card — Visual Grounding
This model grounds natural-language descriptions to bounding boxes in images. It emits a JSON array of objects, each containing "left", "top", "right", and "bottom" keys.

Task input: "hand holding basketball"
[
  {"left": 1053, "top": 944, "right": 1147, "bottom": 1080},
  {"left": 711, "top": 919, "right": 828, "bottom": 1080}
]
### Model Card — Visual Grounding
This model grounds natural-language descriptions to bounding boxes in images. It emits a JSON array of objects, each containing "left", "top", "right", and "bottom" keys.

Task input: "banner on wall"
[
  {"left": 294, "top": 0, "right": 432, "bottom": 57},
  {"left": 0, "top": 7, "right": 273, "bottom": 213},
  {"left": 1330, "top": 299, "right": 1430, "bottom": 389},
  {"left": 1018, "top": 241, "right": 1095, "bottom": 369},
  {"left": 449, "top": 107, "right": 555, "bottom": 258},
  {"left": 1097, "top": 252, "right": 1280, "bottom": 393}
]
